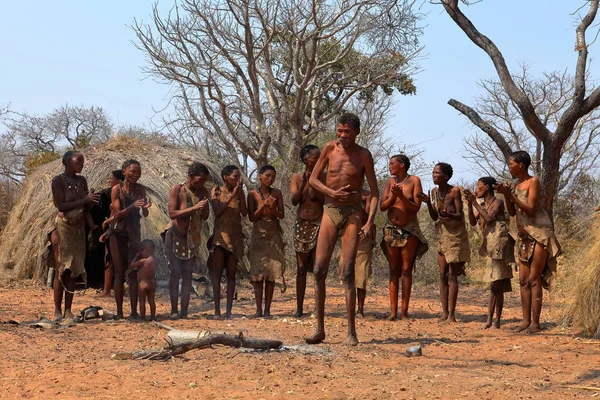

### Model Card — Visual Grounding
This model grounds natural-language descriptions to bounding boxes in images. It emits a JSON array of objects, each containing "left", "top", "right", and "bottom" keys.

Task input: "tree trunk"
[{"left": 539, "top": 140, "right": 562, "bottom": 220}]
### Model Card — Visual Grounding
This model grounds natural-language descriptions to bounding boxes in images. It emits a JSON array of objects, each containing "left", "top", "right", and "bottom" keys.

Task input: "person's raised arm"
[
  {"left": 248, "top": 191, "right": 264, "bottom": 222},
  {"left": 211, "top": 182, "right": 240, "bottom": 217},
  {"left": 494, "top": 182, "right": 517, "bottom": 217},
  {"left": 379, "top": 179, "right": 395, "bottom": 212},
  {"left": 417, "top": 189, "right": 438, "bottom": 221},
  {"left": 290, "top": 172, "right": 308, "bottom": 206},
  {"left": 238, "top": 184, "right": 248, "bottom": 217},
  {"left": 274, "top": 189, "right": 285, "bottom": 220},
  {"left": 362, "top": 150, "right": 380, "bottom": 233},
  {"left": 112, "top": 185, "right": 143, "bottom": 220},
  {"left": 464, "top": 190, "right": 478, "bottom": 226},
  {"left": 308, "top": 143, "right": 334, "bottom": 198}
]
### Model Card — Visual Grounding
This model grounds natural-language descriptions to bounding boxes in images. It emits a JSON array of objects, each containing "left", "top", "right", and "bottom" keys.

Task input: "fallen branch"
[
  {"left": 562, "top": 385, "right": 600, "bottom": 392},
  {"left": 112, "top": 331, "right": 283, "bottom": 362}
]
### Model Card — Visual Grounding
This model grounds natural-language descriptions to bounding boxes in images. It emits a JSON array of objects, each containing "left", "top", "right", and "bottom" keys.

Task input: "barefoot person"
[
  {"left": 210, "top": 165, "right": 247, "bottom": 318},
  {"left": 130, "top": 240, "right": 158, "bottom": 321},
  {"left": 49, "top": 151, "right": 99, "bottom": 321},
  {"left": 418, "top": 163, "right": 470, "bottom": 323},
  {"left": 305, "top": 112, "right": 379, "bottom": 346},
  {"left": 97, "top": 169, "right": 124, "bottom": 297},
  {"left": 290, "top": 145, "right": 324, "bottom": 317},
  {"left": 465, "top": 177, "right": 515, "bottom": 329},
  {"left": 165, "top": 162, "right": 210, "bottom": 319},
  {"left": 109, "top": 159, "right": 151, "bottom": 319},
  {"left": 247, "top": 165, "right": 286, "bottom": 318},
  {"left": 495, "top": 151, "right": 561, "bottom": 333},
  {"left": 380, "top": 155, "right": 428, "bottom": 320},
  {"left": 339, "top": 189, "right": 376, "bottom": 318}
]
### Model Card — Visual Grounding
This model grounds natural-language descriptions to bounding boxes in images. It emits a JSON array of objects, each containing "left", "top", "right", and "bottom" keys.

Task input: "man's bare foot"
[
  {"left": 64, "top": 310, "right": 75, "bottom": 320},
  {"left": 437, "top": 314, "right": 449, "bottom": 323},
  {"left": 128, "top": 313, "right": 141, "bottom": 322},
  {"left": 169, "top": 312, "right": 179, "bottom": 320},
  {"left": 513, "top": 322, "right": 530, "bottom": 333},
  {"left": 253, "top": 312, "right": 263, "bottom": 318},
  {"left": 96, "top": 291, "right": 112, "bottom": 298},
  {"left": 492, "top": 320, "right": 501, "bottom": 329},
  {"left": 150, "top": 316, "right": 156, "bottom": 321},
  {"left": 263, "top": 312, "right": 272, "bottom": 319},
  {"left": 54, "top": 310, "right": 63, "bottom": 322},
  {"left": 387, "top": 313, "right": 397, "bottom": 321},
  {"left": 305, "top": 331, "right": 326, "bottom": 344},
  {"left": 178, "top": 312, "right": 188, "bottom": 320},
  {"left": 356, "top": 312, "right": 364, "bottom": 319},
  {"left": 343, "top": 334, "right": 359, "bottom": 346},
  {"left": 225, "top": 312, "right": 233, "bottom": 319},
  {"left": 399, "top": 313, "right": 409, "bottom": 321},
  {"left": 523, "top": 323, "right": 542, "bottom": 334},
  {"left": 482, "top": 321, "right": 493, "bottom": 330},
  {"left": 115, "top": 313, "right": 124, "bottom": 321},
  {"left": 293, "top": 309, "right": 303, "bottom": 318},
  {"left": 446, "top": 315, "right": 457, "bottom": 323}
]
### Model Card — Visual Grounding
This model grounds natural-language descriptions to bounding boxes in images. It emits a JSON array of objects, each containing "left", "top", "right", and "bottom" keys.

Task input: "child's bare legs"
[
  {"left": 138, "top": 283, "right": 147, "bottom": 320},
  {"left": 356, "top": 288, "right": 366, "bottom": 317},
  {"left": 252, "top": 279, "right": 264, "bottom": 317},
  {"left": 264, "top": 280, "right": 275, "bottom": 318},
  {"left": 148, "top": 287, "right": 156, "bottom": 321},
  {"left": 128, "top": 269, "right": 139, "bottom": 319}
]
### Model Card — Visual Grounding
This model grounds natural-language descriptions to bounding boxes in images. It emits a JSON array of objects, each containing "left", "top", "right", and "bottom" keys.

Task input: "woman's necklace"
[
  {"left": 394, "top": 174, "right": 410, "bottom": 185},
  {"left": 61, "top": 173, "right": 80, "bottom": 192},
  {"left": 258, "top": 186, "right": 272, "bottom": 201},
  {"left": 121, "top": 182, "right": 137, "bottom": 199}
]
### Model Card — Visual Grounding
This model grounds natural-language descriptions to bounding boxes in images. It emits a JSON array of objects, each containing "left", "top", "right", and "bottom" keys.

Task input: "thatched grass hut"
[
  {"left": 0, "top": 137, "right": 221, "bottom": 283},
  {"left": 567, "top": 214, "right": 600, "bottom": 337}
]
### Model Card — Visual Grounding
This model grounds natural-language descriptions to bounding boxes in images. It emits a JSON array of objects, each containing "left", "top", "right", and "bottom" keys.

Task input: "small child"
[{"left": 130, "top": 239, "right": 158, "bottom": 321}]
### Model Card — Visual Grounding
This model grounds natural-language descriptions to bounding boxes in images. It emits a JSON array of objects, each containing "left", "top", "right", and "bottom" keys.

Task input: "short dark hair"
[
  {"left": 221, "top": 164, "right": 239, "bottom": 180},
  {"left": 62, "top": 150, "right": 81, "bottom": 166},
  {"left": 122, "top": 159, "right": 141, "bottom": 170},
  {"left": 299, "top": 144, "right": 319, "bottom": 162},
  {"left": 189, "top": 162, "right": 209, "bottom": 176},
  {"left": 510, "top": 150, "right": 531, "bottom": 168},
  {"left": 111, "top": 169, "right": 125, "bottom": 181},
  {"left": 141, "top": 239, "right": 156, "bottom": 251},
  {"left": 338, "top": 112, "right": 360, "bottom": 131},
  {"left": 391, "top": 154, "right": 410, "bottom": 171},
  {"left": 436, "top": 162, "right": 453, "bottom": 180},
  {"left": 478, "top": 176, "right": 497, "bottom": 195},
  {"left": 259, "top": 164, "right": 276, "bottom": 175}
]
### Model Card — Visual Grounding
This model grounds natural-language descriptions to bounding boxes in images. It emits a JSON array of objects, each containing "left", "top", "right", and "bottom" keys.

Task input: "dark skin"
[
  {"left": 379, "top": 157, "right": 423, "bottom": 320},
  {"left": 99, "top": 174, "right": 123, "bottom": 297},
  {"left": 50, "top": 153, "right": 99, "bottom": 321},
  {"left": 465, "top": 181, "right": 506, "bottom": 329},
  {"left": 495, "top": 157, "right": 547, "bottom": 334},
  {"left": 305, "top": 122, "right": 379, "bottom": 346},
  {"left": 356, "top": 189, "right": 375, "bottom": 318},
  {"left": 248, "top": 169, "right": 285, "bottom": 318},
  {"left": 167, "top": 173, "right": 210, "bottom": 319},
  {"left": 109, "top": 164, "right": 151, "bottom": 319},
  {"left": 130, "top": 248, "right": 158, "bottom": 321},
  {"left": 290, "top": 149, "right": 324, "bottom": 317},
  {"left": 211, "top": 169, "right": 247, "bottom": 319},
  {"left": 417, "top": 165, "right": 464, "bottom": 323}
]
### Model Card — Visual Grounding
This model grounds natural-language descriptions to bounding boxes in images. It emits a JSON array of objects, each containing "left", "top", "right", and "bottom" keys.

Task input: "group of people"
[{"left": 48, "top": 112, "right": 561, "bottom": 346}]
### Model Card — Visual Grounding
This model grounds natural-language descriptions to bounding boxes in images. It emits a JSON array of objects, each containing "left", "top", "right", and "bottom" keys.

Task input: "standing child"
[
  {"left": 130, "top": 240, "right": 158, "bottom": 321},
  {"left": 417, "top": 163, "right": 470, "bottom": 323},
  {"left": 495, "top": 151, "right": 561, "bottom": 333},
  {"left": 465, "top": 177, "right": 514, "bottom": 329},
  {"left": 210, "top": 165, "right": 247, "bottom": 319},
  {"left": 247, "top": 165, "right": 286, "bottom": 318}
]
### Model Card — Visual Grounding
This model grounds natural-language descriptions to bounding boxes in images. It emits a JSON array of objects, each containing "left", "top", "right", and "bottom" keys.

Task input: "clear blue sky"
[{"left": 0, "top": 1, "right": 595, "bottom": 186}]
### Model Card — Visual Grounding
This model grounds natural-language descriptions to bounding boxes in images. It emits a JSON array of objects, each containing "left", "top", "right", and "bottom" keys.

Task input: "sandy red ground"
[{"left": 0, "top": 280, "right": 598, "bottom": 399}]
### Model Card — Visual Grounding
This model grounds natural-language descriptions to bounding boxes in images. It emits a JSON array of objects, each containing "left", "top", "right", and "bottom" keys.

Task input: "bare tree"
[
  {"left": 133, "top": 0, "right": 423, "bottom": 175},
  {"left": 458, "top": 67, "right": 600, "bottom": 198},
  {"left": 442, "top": 0, "right": 600, "bottom": 217}
]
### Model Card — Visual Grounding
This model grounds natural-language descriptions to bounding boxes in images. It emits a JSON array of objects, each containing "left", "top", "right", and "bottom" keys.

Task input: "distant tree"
[
  {"left": 442, "top": 0, "right": 600, "bottom": 218},
  {"left": 133, "top": 0, "right": 423, "bottom": 175}
]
